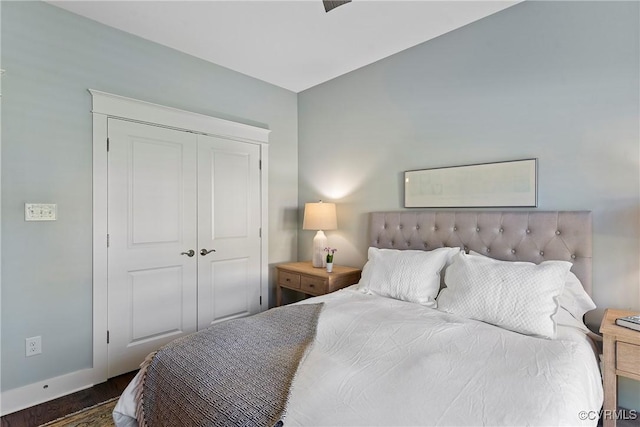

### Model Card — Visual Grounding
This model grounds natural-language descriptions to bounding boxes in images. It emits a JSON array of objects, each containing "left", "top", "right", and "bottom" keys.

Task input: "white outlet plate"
[
  {"left": 25, "top": 203, "right": 57, "bottom": 221},
  {"left": 26, "top": 336, "right": 42, "bottom": 357}
]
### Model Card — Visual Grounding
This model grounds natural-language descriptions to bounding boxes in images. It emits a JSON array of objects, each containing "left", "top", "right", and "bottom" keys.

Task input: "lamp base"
[{"left": 312, "top": 230, "right": 327, "bottom": 267}]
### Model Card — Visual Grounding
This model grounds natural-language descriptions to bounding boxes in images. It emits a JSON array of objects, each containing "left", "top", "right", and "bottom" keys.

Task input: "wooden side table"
[
  {"left": 599, "top": 308, "right": 640, "bottom": 427},
  {"left": 275, "top": 261, "right": 361, "bottom": 306}
]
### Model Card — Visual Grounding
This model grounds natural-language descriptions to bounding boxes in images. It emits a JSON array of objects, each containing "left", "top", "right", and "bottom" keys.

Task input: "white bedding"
[{"left": 114, "top": 287, "right": 603, "bottom": 426}]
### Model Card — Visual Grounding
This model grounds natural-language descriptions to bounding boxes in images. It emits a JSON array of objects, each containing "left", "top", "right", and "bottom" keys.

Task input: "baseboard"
[{"left": 0, "top": 368, "right": 97, "bottom": 416}]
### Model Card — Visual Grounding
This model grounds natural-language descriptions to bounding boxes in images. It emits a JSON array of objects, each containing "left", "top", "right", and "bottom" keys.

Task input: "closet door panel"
[
  {"left": 107, "top": 118, "right": 198, "bottom": 377},
  {"left": 206, "top": 258, "right": 250, "bottom": 321},
  {"left": 211, "top": 149, "right": 250, "bottom": 239},
  {"left": 197, "top": 135, "right": 261, "bottom": 329}
]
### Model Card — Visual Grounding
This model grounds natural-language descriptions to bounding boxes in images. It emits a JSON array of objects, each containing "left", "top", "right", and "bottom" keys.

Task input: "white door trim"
[
  {"left": 90, "top": 89, "right": 270, "bottom": 143},
  {"left": 91, "top": 89, "right": 270, "bottom": 385}
]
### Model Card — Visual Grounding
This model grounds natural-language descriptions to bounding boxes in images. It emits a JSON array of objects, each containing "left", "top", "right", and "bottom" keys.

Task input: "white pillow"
[
  {"left": 560, "top": 271, "right": 596, "bottom": 320},
  {"left": 468, "top": 251, "right": 596, "bottom": 320},
  {"left": 357, "top": 246, "right": 461, "bottom": 307},
  {"left": 437, "top": 251, "right": 571, "bottom": 339},
  {"left": 554, "top": 306, "right": 591, "bottom": 334}
]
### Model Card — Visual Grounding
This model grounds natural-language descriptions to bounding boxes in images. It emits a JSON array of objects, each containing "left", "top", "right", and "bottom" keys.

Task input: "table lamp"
[{"left": 303, "top": 201, "right": 337, "bottom": 267}]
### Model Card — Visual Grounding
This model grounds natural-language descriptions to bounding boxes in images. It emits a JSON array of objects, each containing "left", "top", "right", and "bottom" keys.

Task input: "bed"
[{"left": 113, "top": 210, "right": 603, "bottom": 426}]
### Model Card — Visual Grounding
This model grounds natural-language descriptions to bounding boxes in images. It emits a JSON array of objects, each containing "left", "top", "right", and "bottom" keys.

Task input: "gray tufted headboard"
[{"left": 369, "top": 211, "right": 592, "bottom": 295}]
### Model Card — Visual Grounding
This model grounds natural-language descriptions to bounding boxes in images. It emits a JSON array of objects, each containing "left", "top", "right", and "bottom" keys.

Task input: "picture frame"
[{"left": 404, "top": 159, "right": 537, "bottom": 208}]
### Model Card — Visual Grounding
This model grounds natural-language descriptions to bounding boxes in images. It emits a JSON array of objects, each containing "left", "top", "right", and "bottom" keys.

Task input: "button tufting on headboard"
[{"left": 369, "top": 211, "right": 593, "bottom": 295}]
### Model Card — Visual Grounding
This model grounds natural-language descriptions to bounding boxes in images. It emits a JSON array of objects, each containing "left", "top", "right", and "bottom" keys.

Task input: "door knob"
[
  {"left": 200, "top": 249, "right": 216, "bottom": 256},
  {"left": 180, "top": 249, "right": 195, "bottom": 257}
]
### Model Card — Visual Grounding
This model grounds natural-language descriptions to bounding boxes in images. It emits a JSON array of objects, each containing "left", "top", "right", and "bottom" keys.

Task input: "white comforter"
[{"left": 114, "top": 288, "right": 603, "bottom": 426}]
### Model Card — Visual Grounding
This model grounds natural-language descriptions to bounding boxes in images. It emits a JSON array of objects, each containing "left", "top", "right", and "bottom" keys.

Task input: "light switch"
[{"left": 25, "top": 203, "right": 57, "bottom": 221}]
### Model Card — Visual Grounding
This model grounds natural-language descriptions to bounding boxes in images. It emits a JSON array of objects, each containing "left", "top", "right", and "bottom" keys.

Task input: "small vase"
[{"left": 326, "top": 262, "right": 333, "bottom": 273}]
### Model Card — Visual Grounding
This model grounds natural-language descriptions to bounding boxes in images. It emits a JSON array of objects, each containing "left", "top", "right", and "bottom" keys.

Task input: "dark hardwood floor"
[
  {"left": 0, "top": 370, "right": 137, "bottom": 427},
  {"left": 2, "top": 370, "right": 639, "bottom": 427}
]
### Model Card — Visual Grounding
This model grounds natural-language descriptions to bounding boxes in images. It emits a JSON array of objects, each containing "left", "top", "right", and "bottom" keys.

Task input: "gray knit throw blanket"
[{"left": 135, "top": 303, "right": 324, "bottom": 427}]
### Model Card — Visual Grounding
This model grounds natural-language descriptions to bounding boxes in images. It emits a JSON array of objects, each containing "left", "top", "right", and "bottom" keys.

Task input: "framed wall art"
[{"left": 404, "top": 159, "right": 537, "bottom": 208}]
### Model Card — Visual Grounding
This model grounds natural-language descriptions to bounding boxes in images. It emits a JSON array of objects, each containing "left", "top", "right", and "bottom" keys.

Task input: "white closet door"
[
  {"left": 197, "top": 134, "right": 262, "bottom": 329},
  {"left": 107, "top": 118, "right": 198, "bottom": 377}
]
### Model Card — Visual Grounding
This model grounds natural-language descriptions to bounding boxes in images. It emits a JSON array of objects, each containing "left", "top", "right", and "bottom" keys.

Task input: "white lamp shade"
[
  {"left": 303, "top": 202, "right": 337, "bottom": 231},
  {"left": 303, "top": 202, "right": 337, "bottom": 267}
]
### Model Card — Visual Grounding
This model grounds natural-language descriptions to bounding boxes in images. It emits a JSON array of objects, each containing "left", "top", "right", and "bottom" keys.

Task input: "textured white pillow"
[
  {"left": 358, "top": 247, "right": 461, "bottom": 307},
  {"left": 468, "top": 251, "right": 596, "bottom": 321},
  {"left": 437, "top": 251, "right": 571, "bottom": 339}
]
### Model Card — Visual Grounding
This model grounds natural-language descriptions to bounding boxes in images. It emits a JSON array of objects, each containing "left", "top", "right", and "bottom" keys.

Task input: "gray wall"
[
  {"left": 298, "top": 1, "right": 640, "bottom": 409},
  {"left": 1, "top": 1, "right": 298, "bottom": 391}
]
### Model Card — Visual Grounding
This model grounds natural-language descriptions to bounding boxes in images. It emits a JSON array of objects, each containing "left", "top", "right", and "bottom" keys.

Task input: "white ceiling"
[{"left": 48, "top": 1, "right": 520, "bottom": 93}]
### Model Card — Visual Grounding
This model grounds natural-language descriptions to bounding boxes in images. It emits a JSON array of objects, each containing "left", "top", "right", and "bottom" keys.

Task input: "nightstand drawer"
[
  {"left": 278, "top": 271, "right": 301, "bottom": 289},
  {"left": 617, "top": 342, "right": 640, "bottom": 376},
  {"left": 300, "top": 275, "right": 328, "bottom": 295}
]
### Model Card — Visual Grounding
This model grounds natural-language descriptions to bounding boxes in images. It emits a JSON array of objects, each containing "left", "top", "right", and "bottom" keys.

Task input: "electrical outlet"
[{"left": 26, "top": 336, "right": 42, "bottom": 357}]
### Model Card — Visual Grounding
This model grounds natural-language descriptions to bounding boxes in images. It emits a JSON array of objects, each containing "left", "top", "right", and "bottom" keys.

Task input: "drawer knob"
[
  {"left": 309, "top": 284, "right": 315, "bottom": 288},
  {"left": 286, "top": 278, "right": 290, "bottom": 282}
]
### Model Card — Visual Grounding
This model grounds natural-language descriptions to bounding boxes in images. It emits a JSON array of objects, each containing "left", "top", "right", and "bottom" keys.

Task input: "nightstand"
[
  {"left": 599, "top": 308, "right": 640, "bottom": 427},
  {"left": 275, "top": 261, "right": 361, "bottom": 306}
]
